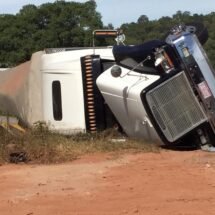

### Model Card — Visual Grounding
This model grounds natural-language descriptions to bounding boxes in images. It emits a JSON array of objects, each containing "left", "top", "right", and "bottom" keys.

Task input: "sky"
[{"left": 0, "top": 0, "right": 215, "bottom": 27}]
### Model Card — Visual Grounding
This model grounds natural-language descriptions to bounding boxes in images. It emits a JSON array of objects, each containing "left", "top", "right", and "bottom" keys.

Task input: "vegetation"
[
  {"left": 0, "top": 124, "right": 159, "bottom": 164},
  {"left": 0, "top": 1, "right": 215, "bottom": 67},
  {"left": 0, "top": 0, "right": 103, "bottom": 67},
  {"left": 120, "top": 11, "right": 215, "bottom": 67}
]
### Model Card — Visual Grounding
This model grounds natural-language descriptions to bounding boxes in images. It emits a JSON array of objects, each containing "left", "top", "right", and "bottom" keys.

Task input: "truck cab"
[{"left": 97, "top": 24, "right": 215, "bottom": 148}]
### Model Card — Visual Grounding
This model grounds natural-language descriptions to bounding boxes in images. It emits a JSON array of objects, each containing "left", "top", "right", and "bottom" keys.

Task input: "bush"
[{"left": 0, "top": 125, "right": 159, "bottom": 164}]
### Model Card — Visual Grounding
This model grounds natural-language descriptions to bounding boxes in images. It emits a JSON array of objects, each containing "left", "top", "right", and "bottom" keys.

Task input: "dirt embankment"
[{"left": 0, "top": 150, "right": 215, "bottom": 215}]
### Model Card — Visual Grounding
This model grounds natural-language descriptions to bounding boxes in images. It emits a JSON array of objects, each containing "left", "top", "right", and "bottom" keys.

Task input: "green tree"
[
  {"left": 0, "top": 0, "right": 103, "bottom": 66},
  {"left": 137, "top": 15, "right": 149, "bottom": 24},
  {"left": 1, "top": 7, "right": 215, "bottom": 68}
]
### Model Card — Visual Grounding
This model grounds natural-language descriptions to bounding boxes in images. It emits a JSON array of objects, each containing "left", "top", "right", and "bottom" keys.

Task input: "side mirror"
[
  {"left": 155, "top": 57, "right": 164, "bottom": 67},
  {"left": 111, "top": 66, "right": 122, "bottom": 78}
]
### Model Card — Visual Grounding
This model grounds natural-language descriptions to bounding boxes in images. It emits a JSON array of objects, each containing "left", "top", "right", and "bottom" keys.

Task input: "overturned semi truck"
[{"left": 0, "top": 23, "right": 215, "bottom": 148}]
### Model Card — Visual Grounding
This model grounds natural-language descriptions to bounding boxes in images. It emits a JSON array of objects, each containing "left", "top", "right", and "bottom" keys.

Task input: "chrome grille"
[{"left": 146, "top": 72, "right": 207, "bottom": 142}]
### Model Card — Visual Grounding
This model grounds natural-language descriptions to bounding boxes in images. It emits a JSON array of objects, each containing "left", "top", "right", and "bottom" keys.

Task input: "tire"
[{"left": 185, "top": 22, "right": 208, "bottom": 45}]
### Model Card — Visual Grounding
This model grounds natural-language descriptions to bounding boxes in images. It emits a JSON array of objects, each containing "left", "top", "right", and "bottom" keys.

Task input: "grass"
[{"left": 0, "top": 123, "right": 160, "bottom": 164}]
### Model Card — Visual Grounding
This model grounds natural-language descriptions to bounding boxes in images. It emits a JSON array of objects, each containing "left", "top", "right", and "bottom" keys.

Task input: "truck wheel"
[{"left": 185, "top": 22, "right": 208, "bottom": 45}]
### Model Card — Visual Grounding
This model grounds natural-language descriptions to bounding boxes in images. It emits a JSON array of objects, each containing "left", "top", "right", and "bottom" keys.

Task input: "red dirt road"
[{"left": 1, "top": 150, "right": 215, "bottom": 215}]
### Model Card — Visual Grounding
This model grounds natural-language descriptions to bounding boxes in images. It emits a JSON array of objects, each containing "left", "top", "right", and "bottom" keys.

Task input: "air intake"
[{"left": 146, "top": 72, "right": 207, "bottom": 142}]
